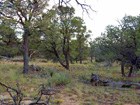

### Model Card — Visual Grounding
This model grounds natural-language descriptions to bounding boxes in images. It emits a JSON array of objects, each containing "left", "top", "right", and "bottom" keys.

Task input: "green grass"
[
  {"left": 47, "top": 72, "right": 71, "bottom": 87},
  {"left": 0, "top": 61, "right": 140, "bottom": 105}
]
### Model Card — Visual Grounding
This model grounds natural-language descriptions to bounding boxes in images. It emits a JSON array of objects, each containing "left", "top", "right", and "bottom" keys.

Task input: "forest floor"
[{"left": 0, "top": 60, "right": 140, "bottom": 105}]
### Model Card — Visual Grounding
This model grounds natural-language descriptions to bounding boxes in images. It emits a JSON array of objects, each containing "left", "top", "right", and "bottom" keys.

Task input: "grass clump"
[{"left": 47, "top": 72, "right": 71, "bottom": 87}]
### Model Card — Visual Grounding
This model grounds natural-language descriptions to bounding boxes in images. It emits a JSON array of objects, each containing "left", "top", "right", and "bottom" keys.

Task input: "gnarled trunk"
[
  {"left": 128, "top": 65, "right": 133, "bottom": 77},
  {"left": 79, "top": 56, "right": 83, "bottom": 64},
  {"left": 121, "top": 61, "right": 125, "bottom": 77},
  {"left": 52, "top": 42, "right": 69, "bottom": 70},
  {"left": 23, "top": 29, "right": 29, "bottom": 74},
  {"left": 65, "top": 37, "right": 70, "bottom": 70},
  {"left": 90, "top": 56, "right": 93, "bottom": 63},
  {"left": 128, "top": 65, "right": 137, "bottom": 77}
]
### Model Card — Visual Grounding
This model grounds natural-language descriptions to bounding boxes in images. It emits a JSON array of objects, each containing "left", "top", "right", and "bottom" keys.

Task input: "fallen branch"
[
  {"left": 29, "top": 85, "right": 57, "bottom": 105},
  {"left": 90, "top": 73, "right": 140, "bottom": 88},
  {"left": 0, "top": 81, "right": 23, "bottom": 105}
]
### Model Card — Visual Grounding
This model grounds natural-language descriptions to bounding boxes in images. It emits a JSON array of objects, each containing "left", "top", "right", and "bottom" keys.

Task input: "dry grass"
[{"left": 0, "top": 60, "right": 140, "bottom": 105}]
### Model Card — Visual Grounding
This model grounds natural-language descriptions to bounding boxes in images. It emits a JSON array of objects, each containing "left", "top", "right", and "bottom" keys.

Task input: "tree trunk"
[
  {"left": 128, "top": 65, "right": 133, "bottom": 77},
  {"left": 65, "top": 52, "right": 69, "bottom": 70},
  {"left": 79, "top": 57, "right": 82, "bottom": 64},
  {"left": 79, "top": 49, "right": 82, "bottom": 64},
  {"left": 79, "top": 41, "right": 83, "bottom": 64},
  {"left": 64, "top": 37, "right": 70, "bottom": 70},
  {"left": 75, "top": 58, "right": 78, "bottom": 63},
  {"left": 128, "top": 64, "right": 137, "bottom": 77},
  {"left": 52, "top": 43, "right": 69, "bottom": 70},
  {"left": 62, "top": 30, "right": 70, "bottom": 70},
  {"left": 121, "top": 61, "right": 125, "bottom": 77},
  {"left": 23, "top": 30, "right": 29, "bottom": 74},
  {"left": 70, "top": 56, "right": 73, "bottom": 64},
  {"left": 67, "top": 37, "right": 70, "bottom": 69},
  {"left": 90, "top": 56, "right": 93, "bottom": 63}
]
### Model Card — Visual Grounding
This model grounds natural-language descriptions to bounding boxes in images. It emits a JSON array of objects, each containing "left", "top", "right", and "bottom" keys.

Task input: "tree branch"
[
  {"left": 75, "top": 0, "right": 95, "bottom": 13},
  {"left": 16, "top": 11, "right": 25, "bottom": 25},
  {"left": 0, "top": 12, "right": 14, "bottom": 20},
  {"left": 59, "top": 0, "right": 96, "bottom": 14},
  {"left": 0, "top": 82, "right": 17, "bottom": 92},
  {"left": 0, "top": 81, "right": 23, "bottom": 105}
]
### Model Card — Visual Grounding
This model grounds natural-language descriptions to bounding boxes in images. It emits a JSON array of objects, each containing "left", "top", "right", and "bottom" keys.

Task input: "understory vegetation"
[
  {"left": 0, "top": 61, "right": 139, "bottom": 105},
  {"left": 0, "top": 0, "right": 140, "bottom": 105}
]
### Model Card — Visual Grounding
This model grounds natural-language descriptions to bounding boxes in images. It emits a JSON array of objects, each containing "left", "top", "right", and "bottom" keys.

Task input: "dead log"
[
  {"left": 90, "top": 73, "right": 140, "bottom": 88},
  {"left": 90, "top": 73, "right": 100, "bottom": 86},
  {"left": 90, "top": 74, "right": 111, "bottom": 86}
]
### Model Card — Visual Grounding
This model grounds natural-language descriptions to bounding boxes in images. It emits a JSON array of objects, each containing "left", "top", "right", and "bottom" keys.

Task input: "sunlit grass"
[{"left": 0, "top": 61, "right": 140, "bottom": 104}]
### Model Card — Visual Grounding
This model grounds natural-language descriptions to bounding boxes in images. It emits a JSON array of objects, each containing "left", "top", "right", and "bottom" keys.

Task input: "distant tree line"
[{"left": 90, "top": 15, "right": 140, "bottom": 77}]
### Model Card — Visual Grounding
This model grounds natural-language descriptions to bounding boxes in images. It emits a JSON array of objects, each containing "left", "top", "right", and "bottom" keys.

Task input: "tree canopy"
[{"left": 91, "top": 15, "right": 140, "bottom": 76}]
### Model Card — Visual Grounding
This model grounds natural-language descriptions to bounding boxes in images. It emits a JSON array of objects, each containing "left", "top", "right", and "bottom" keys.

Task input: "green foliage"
[
  {"left": 91, "top": 15, "right": 140, "bottom": 64},
  {"left": 70, "top": 17, "right": 91, "bottom": 63},
  {"left": 0, "top": 23, "right": 19, "bottom": 57},
  {"left": 47, "top": 72, "right": 71, "bottom": 86},
  {"left": 0, "top": 0, "right": 50, "bottom": 73},
  {"left": 37, "top": 6, "right": 91, "bottom": 69}
]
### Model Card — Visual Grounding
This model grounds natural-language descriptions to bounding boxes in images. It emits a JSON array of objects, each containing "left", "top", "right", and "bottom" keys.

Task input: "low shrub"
[{"left": 47, "top": 72, "right": 71, "bottom": 86}]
